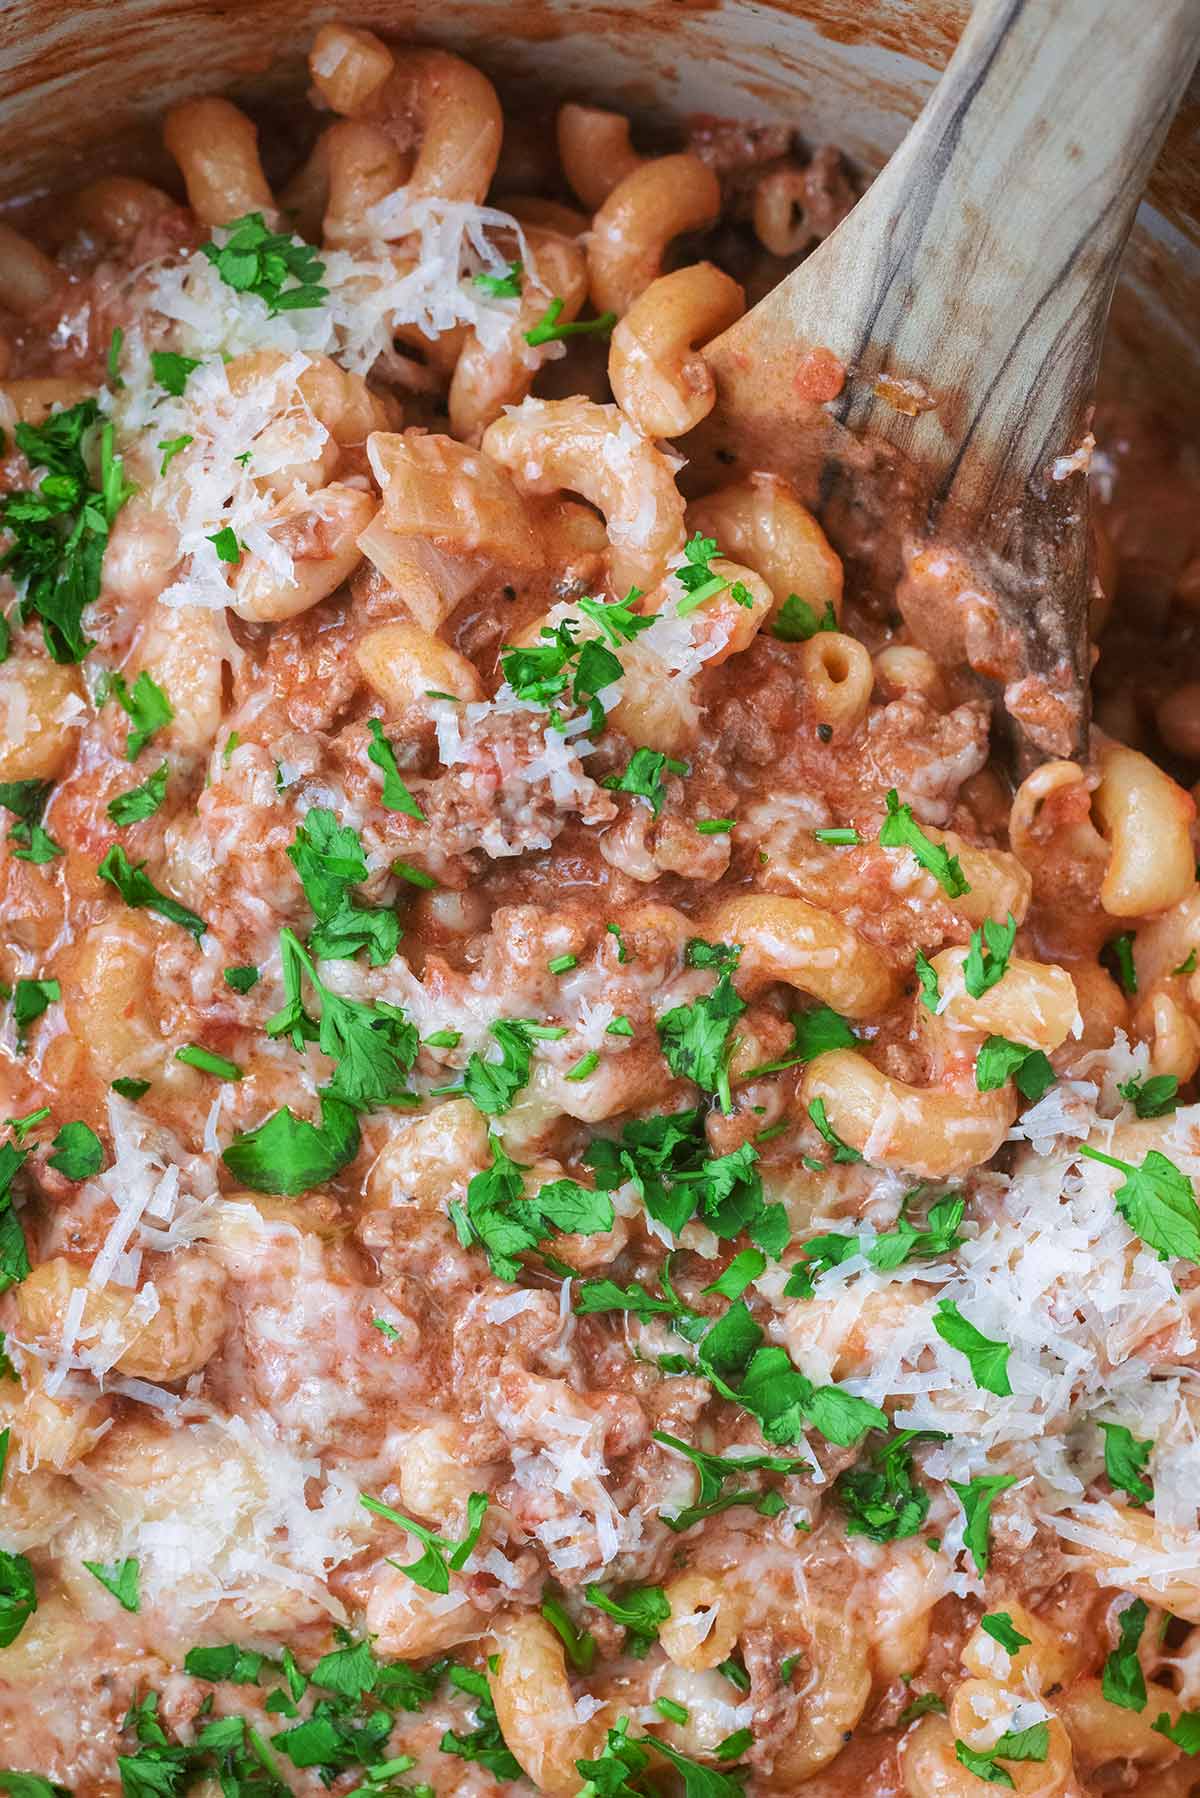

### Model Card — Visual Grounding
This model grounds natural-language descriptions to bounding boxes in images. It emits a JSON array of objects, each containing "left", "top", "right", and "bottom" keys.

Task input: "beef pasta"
[{"left": 0, "top": 26, "right": 1199, "bottom": 1798}]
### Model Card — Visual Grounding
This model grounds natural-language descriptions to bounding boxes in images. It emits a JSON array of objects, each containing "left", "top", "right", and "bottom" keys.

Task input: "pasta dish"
[{"left": 0, "top": 25, "right": 1199, "bottom": 1796}]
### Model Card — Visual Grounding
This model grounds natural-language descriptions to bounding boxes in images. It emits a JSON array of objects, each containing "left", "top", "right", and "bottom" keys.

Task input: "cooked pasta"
[{"left": 0, "top": 28, "right": 1198, "bottom": 1798}]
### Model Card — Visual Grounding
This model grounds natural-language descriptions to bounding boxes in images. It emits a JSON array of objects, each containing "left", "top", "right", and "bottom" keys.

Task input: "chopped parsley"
[
  {"left": 0, "top": 400, "right": 134, "bottom": 662},
  {"left": 502, "top": 617, "right": 623, "bottom": 735},
  {"left": 222, "top": 1094, "right": 360, "bottom": 1197},
  {"left": 807, "top": 1095, "right": 862, "bottom": 1163},
  {"left": 474, "top": 260, "right": 522, "bottom": 297},
  {"left": 157, "top": 434, "right": 193, "bottom": 475},
  {"left": 954, "top": 1724, "right": 1049, "bottom": 1787},
  {"left": 439, "top": 1662, "right": 522, "bottom": 1782},
  {"left": 603, "top": 746, "right": 688, "bottom": 816},
  {"left": 814, "top": 824, "right": 859, "bottom": 845},
  {"left": 458, "top": 1019, "right": 544, "bottom": 1115},
  {"left": 948, "top": 1473, "right": 1016, "bottom": 1575},
  {"left": 288, "top": 807, "right": 400, "bottom": 966},
  {"left": 658, "top": 968, "right": 745, "bottom": 1113},
  {"left": 207, "top": 524, "right": 241, "bottom": 564},
  {"left": 963, "top": 913, "right": 1017, "bottom": 999},
  {"left": 47, "top": 1121, "right": 105, "bottom": 1181},
  {"left": 784, "top": 1193, "right": 966, "bottom": 1297},
  {"left": 697, "top": 818, "right": 735, "bottom": 835},
  {"left": 1077, "top": 1141, "right": 1200, "bottom": 1264},
  {"left": 83, "top": 1556, "right": 140, "bottom": 1612},
  {"left": 201, "top": 212, "right": 328, "bottom": 314},
  {"left": 835, "top": 1429, "right": 945, "bottom": 1543},
  {"left": 105, "top": 670, "right": 173, "bottom": 762},
  {"left": 0, "top": 1548, "right": 35, "bottom": 1646},
  {"left": 1102, "top": 1598, "right": 1148, "bottom": 1712},
  {"left": 366, "top": 718, "right": 425, "bottom": 820},
  {"left": 107, "top": 760, "right": 169, "bottom": 825},
  {"left": 98, "top": 843, "right": 206, "bottom": 940},
  {"left": 1103, "top": 931, "right": 1138, "bottom": 996},
  {"left": 175, "top": 1044, "right": 242, "bottom": 1082},
  {"left": 0, "top": 780, "right": 62, "bottom": 863},
  {"left": 915, "top": 947, "right": 941, "bottom": 1012},
  {"left": 566, "top": 1050, "right": 599, "bottom": 1081},
  {"left": 742, "top": 1003, "right": 857, "bottom": 1078},
  {"left": 878, "top": 789, "right": 970, "bottom": 898},
  {"left": 981, "top": 1613, "right": 1031, "bottom": 1655},
  {"left": 1117, "top": 1073, "right": 1178, "bottom": 1119},
  {"left": 1174, "top": 950, "right": 1197, "bottom": 976},
  {"left": 697, "top": 1301, "right": 886, "bottom": 1449},
  {"left": 1151, "top": 1711, "right": 1200, "bottom": 1754},
  {"left": 1099, "top": 1420, "right": 1154, "bottom": 1507},
  {"left": 583, "top": 1584, "right": 670, "bottom": 1657},
  {"left": 524, "top": 299, "right": 616, "bottom": 346},
  {"left": 541, "top": 1598, "right": 596, "bottom": 1673},
  {"left": 449, "top": 1135, "right": 613, "bottom": 1281},
  {"left": 266, "top": 928, "right": 417, "bottom": 1111},
  {"left": 933, "top": 1300, "right": 1012, "bottom": 1395},
  {"left": 111, "top": 1077, "right": 151, "bottom": 1101},
  {"left": 653, "top": 1429, "right": 806, "bottom": 1532},
  {"left": 547, "top": 953, "right": 578, "bottom": 974},
  {"left": 12, "top": 977, "right": 60, "bottom": 1040},
  {"left": 673, "top": 533, "right": 754, "bottom": 618},
  {"left": 393, "top": 861, "right": 436, "bottom": 888},
  {"left": 223, "top": 965, "right": 260, "bottom": 994},
  {"left": 975, "top": 1036, "right": 1056, "bottom": 1101},
  {"left": 360, "top": 1491, "right": 488, "bottom": 1595},
  {"left": 773, "top": 594, "right": 837, "bottom": 641},
  {"left": 898, "top": 1692, "right": 947, "bottom": 1725},
  {"left": 150, "top": 350, "right": 201, "bottom": 397}
]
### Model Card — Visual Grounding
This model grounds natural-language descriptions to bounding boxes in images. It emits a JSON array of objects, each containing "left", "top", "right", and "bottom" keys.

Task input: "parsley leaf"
[
  {"left": 604, "top": 746, "right": 688, "bottom": 817},
  {"left": 359, "top": 1491, "right": 488, "bottom": 1595},
  {"left": 948, "top": 1473, "right": 1016, "bottom": 1575},
  {"left": 1078, "top": 1142, "right": 1200, "bottom": 1264},
  {"left": 835, "top": 1429, "right": 945, "bottom": 1543},
  {"left": 1151, "top": 1711, "right": 1200, "bottom": 1755},
  {"left": 541, "top": 1598, "right": 596, "bottom": 1672},
  {"left": 915, "top": 948, "right": 941, "bottom": 1013},
  {"left": 981, "top": 1613, "right": 1032, "bottom": 1654},
  {"left": 0, "top": 780, "right": 56, "bottom": 863},
  {"left": 224, "top": 965, "right": 259, "bottom": 993},
  {"left": 98, "top": 843, "right": 206, "bottom": 940},
  {"left": 288, "top": 808, "right": 399, "bottom": 966},
  {"left": 184, "top": 1643, "right": 267, "bottom": 1684},
  {"left": 150, "top": 351, "right": 201, "bottom": 397},
  {"left": 267, "top": 929, "right": 417, "bottom": 1110},
  {"left": 1102, "top": 1598, "right": 1148, "bottom": 1712},
  {"left": 106, "top": 670, "right": 173, "bottom": 762},
  {"left": 12, "top": 977, "right": 59, "bottom": 1038},
  {"left": 584, "top": 1583, "right": 670, "bottom": 1657},
  {"left": 963, "top": 913, "right": 1017, "bottom": 998},
  {"left": 807, "top": 1095, "right": 862, "bottom": 1163},
  {"left": 933, "top": 1299, "right": 1012, "bottom": 1396},
  {"left": 366, "top": 718, "right": 425, "bottom": 820},
  {"left": 439, "top": 1663, "right": 522, "bottom": 1781},
  {"left": 778, "top": 1196, "right": 947, "bottom": 1296},
  {"left": 0, "top": 1549, "right": 35, "bottom": 1646},
  {"left": 524, "top": 299, "right": 616, "bottom": 346},
  {"left": 1103, "top": 932, "right": 1138, "bottom": 996},
  {"left": 83, "top": 1556, "right": 140, "bottom": 1612},
  {"left": 0, "top": 402, "right": 133, "bottom": 663},
  {"left": 898, "top": 1693, "right": 947, "bottom": 1725},
  {"left": 0, "top": 1775, "right": 70, "bottom": 1798},
  {"left": 200, "top": 213, "right": 328, "bottom": 314},
  {"left": 451, "top": 1135, "right": 613, "bottom": 1280},
  {"left": 878, "top": 789, "right": 971, "bottom": 898},
  {"left": 654, "top": 1428, "right": 806, "bottom": 1532},
  {"left": 673, "top": 533, "right": 752, "bottom": 619},
  {"left": 773, "top": 594, "right": 837, "bottom": 642},
  {"left": 975, "top": 1036, "right": 1055, "bottom": 1101},
  {"left": 1118, "top": 1073, "right": 1179, "bottom": 1119},
  {"left": 474, "top": 260, "right": 522, "bottom": 297},
  {"left": 1099, "top": 1420, "right": 1154, "bottom": 1507},
  {"left": 658, "top": 971, "right": 745, "bottom": 1113},
  {"left": 108, "top": 760, "right": 169, "bottom": 825},
  {"left": 0, "top": 1145, "right": 31, "bottom": 1294},
  {"left": 47, "top": 1121, "right": 105, "bottom": 1181},
  {"left": 157, "top": 435, "right": 193, "bottom": 475},
  {"left": 461, "top": 1019, "right": 541, "bottom": 1116},
  {"left": 954, "top": 1724, "right": 1049, "bottom": 1788},
  {"left": 222, "top": 1093, "right": 360, "bottom": 1196}
]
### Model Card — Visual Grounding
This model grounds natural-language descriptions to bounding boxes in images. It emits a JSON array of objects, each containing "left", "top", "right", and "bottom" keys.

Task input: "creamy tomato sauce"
[{"left": 0, "top": 25, "right": 1199, "bottom": 1798}]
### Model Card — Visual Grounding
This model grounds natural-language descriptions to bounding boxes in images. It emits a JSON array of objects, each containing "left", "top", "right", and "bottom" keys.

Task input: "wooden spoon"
[{"left": 701, "top": 0, "right": 1200, "bottom": 760}]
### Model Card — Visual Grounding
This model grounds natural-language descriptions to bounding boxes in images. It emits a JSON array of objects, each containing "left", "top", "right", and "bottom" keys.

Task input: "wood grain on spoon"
[{"left": 702, "top": 0, "right": 1200, "bottom": 760}]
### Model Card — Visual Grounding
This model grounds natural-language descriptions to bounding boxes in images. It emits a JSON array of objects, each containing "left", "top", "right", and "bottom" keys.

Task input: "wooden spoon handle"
[
  {"left": 711, "top": 0, "right": 1200, "bottom": 521},
  {"left": 703, "top": 0, "right": 1200, "bottom": 760}
]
